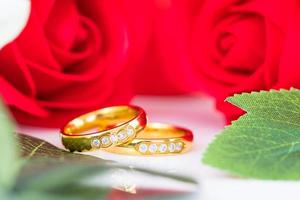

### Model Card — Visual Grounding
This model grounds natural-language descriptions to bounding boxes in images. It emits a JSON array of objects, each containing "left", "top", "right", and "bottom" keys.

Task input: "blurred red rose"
[
  {"left": 148, "top": 0, "right": 299, "bottom": 122},
  {"left": 190, "top": 0, "right": 289, "bottom": 121},
  {"left": 135, "top": 0, "right": 203, "bottom": 95},
  {"left": 0, "top": 0, "right": 150, "bottom": 127},
  {"left": 191, "top": 0, "right": 300, "bottom": 121}
]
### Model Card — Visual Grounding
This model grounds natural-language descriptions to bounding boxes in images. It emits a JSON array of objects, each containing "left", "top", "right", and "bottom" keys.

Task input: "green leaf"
[
  {"left": 18, "top": 134, "right": 109, "bottom": 163},
  {"left": 203, "top": 88, "right": 300, "bottom": 179},
  {"left": 16, "top": 162, "right": 108, "bottom": 191},
  {"left": 15, "top": 135, "right": 115, "bottom": 199},
  {"left": 15, "top": 134, "right": 196, "bottom": 200},
  {"left": 16, "top": 134, "right": 114, "bottom": 192},
  {"left": 0, "top": 100, "right": 20, "bottom": 190},
  {"left": 6, "top": 188, "right": 109, "bottom": 200},
  {"left": 42, "top": 185, "right": 109, "bottom": 200},
  {"left": 133, "top": 167, "right": 197, "bottom": 185},
  {"left": 145, "top": 193, "right": 197, "bottom": 200},
  {"left": 17, "top": 134, "right": 196, "bottom": 184}
]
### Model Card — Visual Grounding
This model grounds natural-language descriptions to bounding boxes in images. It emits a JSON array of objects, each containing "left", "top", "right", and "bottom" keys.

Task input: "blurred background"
[
  {"left": 3, "top": 0, "right": 291, "bottom": 128},
  {"left": 1, "top": 0, "right": 300, "bottom": 199}
]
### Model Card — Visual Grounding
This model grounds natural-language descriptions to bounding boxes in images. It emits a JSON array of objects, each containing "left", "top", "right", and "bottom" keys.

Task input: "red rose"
[
  {"left": 0, "top": 0, "right": 148, "bottom": 127},
  {"left": 149, "top": 0, "right": 299, "bottom": 122},
  {"left": 191, "top": 0, "right": 289, "bottom": 121}
]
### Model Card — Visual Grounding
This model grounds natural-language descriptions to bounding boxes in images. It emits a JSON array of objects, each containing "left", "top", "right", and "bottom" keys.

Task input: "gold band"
[
  {"left": 61, "top": 105, "right": 147, "bottom": 152},
  {"left": 103, "top": 123, "right": 193, "bottom": 156}
]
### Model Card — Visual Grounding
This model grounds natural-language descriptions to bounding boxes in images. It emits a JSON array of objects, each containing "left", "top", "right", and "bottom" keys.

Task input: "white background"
[{"left": 0, "top": 0, "right": 30, "bottom": 49}]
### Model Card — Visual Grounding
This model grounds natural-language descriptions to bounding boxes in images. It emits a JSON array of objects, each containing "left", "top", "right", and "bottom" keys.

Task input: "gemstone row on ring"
[
  {"left": 136, "top": 141, "right": 184, "bottom": 155},
  {"left": 90, "top": 126, "right": 135, "bottom": 149}
]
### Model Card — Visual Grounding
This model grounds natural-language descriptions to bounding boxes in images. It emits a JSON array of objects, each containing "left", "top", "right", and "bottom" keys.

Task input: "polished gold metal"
[
  {"left": 104, "top": 123, "right": 193, "bottom": 156},
  {"left": 61, "top": 105, "right": 147, "bottom": 152}
]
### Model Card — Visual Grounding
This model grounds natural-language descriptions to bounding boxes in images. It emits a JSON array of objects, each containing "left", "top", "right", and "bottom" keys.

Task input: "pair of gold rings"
[{"left": 61, "top": 106, "right": 193, "bottom": 156}]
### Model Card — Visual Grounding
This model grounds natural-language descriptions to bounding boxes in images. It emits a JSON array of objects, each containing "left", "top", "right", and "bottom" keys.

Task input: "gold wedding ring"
[
  {"left": 61, "top": 105, "right": 147, "bottom": 152},
  {"left": 103, "top": 123, "right": 193, "bottom": 156}
]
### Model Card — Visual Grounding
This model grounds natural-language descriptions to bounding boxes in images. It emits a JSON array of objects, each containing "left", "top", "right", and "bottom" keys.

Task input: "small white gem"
[
  {"left": 72, "top": 118, "right": 84, "bottom": 127},
  {"left": 101, "top": 136, "right": 110, "bottom": 145},
  {"left": 138, "top": 143, "right": 148, "bottom": 153},
  {"left": 110, "top": 134, "right": 118, "bottom": 143},
  {"left": 127, "top": 126, "right": 135, "bottom": 136},
  {"left": 168, "top": 143, "right": 176, "bottom": 152},
  {"left": 117, "top": 130, "right": 127, "bottom": 141},
  {"left": 159, "top": 144, "right": 167, "bottom": 153},
  {"left": 86, "top": 115, "right": 96, "bottom": 123},
  {"left": 91, "top": 139, "right": 101, "bottom": 148},
  {"left": 175, "top": 142, "right": 183, "bottom": 151},
  {"left": 149, "top": 144, "right": 158, "bottom": 153}
]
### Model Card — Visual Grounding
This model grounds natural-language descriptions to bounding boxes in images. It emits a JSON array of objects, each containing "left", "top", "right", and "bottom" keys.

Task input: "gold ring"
[
  {"left": 104, "top": 123, "right": 193, "bottom": 156},
  {"left": 61, "top": 105, "right": 147, "bottom": 152}
]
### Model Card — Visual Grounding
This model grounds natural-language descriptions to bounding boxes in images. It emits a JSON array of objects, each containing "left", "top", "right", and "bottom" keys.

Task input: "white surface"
[
  {"left": 0, "top": 0, "right": 30, "bottom": 49},
  {"left": 19, "top": 95, "right": 300, "bottom": 200}
]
